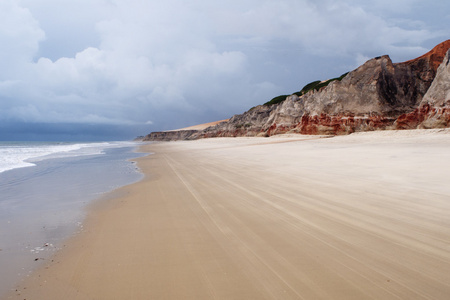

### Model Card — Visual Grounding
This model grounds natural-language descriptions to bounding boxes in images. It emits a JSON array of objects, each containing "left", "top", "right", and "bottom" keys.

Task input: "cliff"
[
  {"left": 145, "top": 130, "right": 199, "bottom": 141},
  {"left": 395, "top": 47, "right": 450, "bottom": 129},
  {"left": 144, "top": 40, "right": 450, "bottom": 141},
  {"left": 144, "top": 120, "right": 229, "bottom": 141}
]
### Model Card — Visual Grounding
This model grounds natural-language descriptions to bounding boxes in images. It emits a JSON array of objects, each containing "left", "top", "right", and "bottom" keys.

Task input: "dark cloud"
[{"left": 0, "top": 121, "right": 149, "bottom": 141}]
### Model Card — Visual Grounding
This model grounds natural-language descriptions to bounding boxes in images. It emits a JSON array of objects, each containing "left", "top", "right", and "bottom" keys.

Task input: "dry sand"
[
  {"left": 5, "top": 129, "right": 450, "bottom": 299},
  {"left": 169, "top": 119, "right": 229, "bottom": 131}
]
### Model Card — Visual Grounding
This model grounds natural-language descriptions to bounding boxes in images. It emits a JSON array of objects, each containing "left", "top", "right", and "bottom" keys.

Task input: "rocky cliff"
[
  {"left": 144, "top": 40, "right": 450, "bottom": 141},
  {"left": 395, "top": 47, "right": 450, "bottom": 129},
  {"left": 145, "top": 130, "right": 200, "bottom": 141}
]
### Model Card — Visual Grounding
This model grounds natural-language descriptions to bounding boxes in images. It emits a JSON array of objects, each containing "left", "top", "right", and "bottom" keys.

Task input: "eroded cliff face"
[
  {"left": 144, "top": 40, "right": 450, "bottom": 141},
  {"left": 395, "top": 48, "right": 450, "bottom": 129},
  {"left": 145, "top": 130, "right": 199, "bottom": 141},
  {"left": 291, "top": 45, "right": 446, "bottom": 135}
]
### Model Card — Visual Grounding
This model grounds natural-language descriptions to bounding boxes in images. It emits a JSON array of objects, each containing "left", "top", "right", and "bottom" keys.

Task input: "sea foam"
[{"left": 0, "top": 141, "right": 136, "bottom": 174}]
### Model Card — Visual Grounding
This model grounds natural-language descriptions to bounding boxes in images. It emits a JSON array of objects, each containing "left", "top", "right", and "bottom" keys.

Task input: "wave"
[{"left": 0, "top": 141, "right": 140, "bottom": 174}]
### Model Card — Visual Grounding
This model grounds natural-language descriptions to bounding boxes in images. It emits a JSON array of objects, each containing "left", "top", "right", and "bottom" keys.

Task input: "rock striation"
[
  {"left": 395, "top": 48, "right": 450, "bottom": 129},
  {"left": 144, "top": 40, "right": 450, "bottom": 141},
  {"left": 145, "top": 130, "right": 200, "bottom": 141},
  {"left": 144, "top": 119, "right": 229, "bottom": 141}
]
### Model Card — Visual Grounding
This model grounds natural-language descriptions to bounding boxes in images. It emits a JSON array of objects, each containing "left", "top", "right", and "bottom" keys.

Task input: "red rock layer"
[
  {"left": 298, "top": 114, "right": 395, "bottom": 135},
  {"left": 395, "top": 103, "right": 450, "bottom": 129},
  {"left": 401, "top": 40, "right": 450, "bottom": 72},
  {"left": 263, "top": 114, "right": 395, "bottom": 136}
]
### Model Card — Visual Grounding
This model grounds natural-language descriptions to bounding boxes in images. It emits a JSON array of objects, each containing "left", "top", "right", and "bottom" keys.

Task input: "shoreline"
[
  {"left": 0, "top": 144, "right": 145, "bottom": 299},
  {"left": 5, "top": 130, "right": 450, "bottom": 299}
]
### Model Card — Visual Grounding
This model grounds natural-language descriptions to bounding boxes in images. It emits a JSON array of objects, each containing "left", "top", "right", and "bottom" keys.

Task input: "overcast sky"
[{"left": 0, "top": 0, "right": 449, "bottom": 140}]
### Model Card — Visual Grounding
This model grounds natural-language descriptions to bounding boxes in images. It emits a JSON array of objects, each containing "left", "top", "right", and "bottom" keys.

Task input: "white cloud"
[
  {"left": 0, "top": 0, "right": 44, "bottom": 77},
  {"left": 355, "top": 53, "right": 372, "bottom": 68},
  {"left": 214, "top": 0, "right": 434, "bottom": 59}
]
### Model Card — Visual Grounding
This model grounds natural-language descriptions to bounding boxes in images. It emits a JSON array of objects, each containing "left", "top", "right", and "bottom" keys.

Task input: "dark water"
[{"left": 0, "top": 143, "right": 148, "bottom": 296}]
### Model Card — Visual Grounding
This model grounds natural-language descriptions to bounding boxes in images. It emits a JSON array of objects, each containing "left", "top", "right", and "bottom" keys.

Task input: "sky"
[{"left": 0, "top": 0, "right": 449, "bottom": 141}]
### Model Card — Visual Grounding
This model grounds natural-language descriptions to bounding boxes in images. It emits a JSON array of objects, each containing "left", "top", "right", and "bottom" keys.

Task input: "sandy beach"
[{"left": 5, "top": 129, "right": 450, "bottom": 299}]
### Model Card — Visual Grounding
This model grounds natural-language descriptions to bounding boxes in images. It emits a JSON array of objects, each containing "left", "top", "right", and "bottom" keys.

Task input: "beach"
[
  {"left": 0, "top": 142, "right": 144, "bottom": 297},
  {"left": 5, "top": 129, "right": 450, "bottom": 299}
]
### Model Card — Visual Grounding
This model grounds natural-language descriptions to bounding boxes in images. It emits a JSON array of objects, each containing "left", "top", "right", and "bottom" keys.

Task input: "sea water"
[{"left": 0, "top": 141, "right": 148, "bottom": 296}]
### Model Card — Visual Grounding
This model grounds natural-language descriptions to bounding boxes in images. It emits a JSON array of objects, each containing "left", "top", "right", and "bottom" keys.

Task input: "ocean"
[{"left": 0, "top": 141, "right": 147, "bottom": 296}]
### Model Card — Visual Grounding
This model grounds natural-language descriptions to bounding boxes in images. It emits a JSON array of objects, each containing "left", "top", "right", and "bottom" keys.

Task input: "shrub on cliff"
[
  {"left": 310, "top": 72, "right": 349, "bottom": 92},
  {"left": 294, "top": 73, "right": 349, "bottom": 96},
  {"left": 264, "top": 95, "right": 290, "bottom": 106},
  {"left": 293, "top": 80, "right": 321, "bottom": 96},
  {"left": 264, "top": 72, "right": 349, "bottom": 106}
]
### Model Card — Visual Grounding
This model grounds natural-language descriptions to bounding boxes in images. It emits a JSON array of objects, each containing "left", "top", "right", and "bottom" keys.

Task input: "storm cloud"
[{"left": 0, "top": 0, "right": 448, "bottom": 140}]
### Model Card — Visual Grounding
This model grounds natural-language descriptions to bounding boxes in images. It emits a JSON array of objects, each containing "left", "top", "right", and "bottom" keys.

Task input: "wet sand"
[{"left": 5, "top": 130, "right": 450, "bottom": 299}]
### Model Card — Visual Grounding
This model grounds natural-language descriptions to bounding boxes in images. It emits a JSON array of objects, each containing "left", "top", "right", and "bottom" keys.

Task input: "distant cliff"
[
  {"left": 143, "top": 120, "right": 228, "bottom": 141},
  {"left": 144, "top": 40, "right": 450, "bottom": 141}
]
